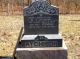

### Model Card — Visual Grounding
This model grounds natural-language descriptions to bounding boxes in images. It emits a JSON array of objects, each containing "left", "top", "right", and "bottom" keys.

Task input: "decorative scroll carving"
[{"left": 24, "top": 1, "right": 59, "bottom": 16}]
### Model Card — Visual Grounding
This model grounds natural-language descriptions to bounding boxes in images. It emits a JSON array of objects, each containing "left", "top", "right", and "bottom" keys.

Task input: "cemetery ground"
[{"left": 0, "top": 15, "right": 80, "bottom": 59}]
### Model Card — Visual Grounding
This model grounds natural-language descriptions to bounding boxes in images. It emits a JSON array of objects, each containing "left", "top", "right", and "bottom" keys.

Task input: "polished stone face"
[
  {"left": 24, "top": 14, "right": 58, "bottom": 34},
  {"left": 18, "top": 35, "right": 62, "bottom": 48},
  {"left": 18, "top": 39, "right": 62, "bottom": 48},
  {"left": 24, "top": 1, "right": 59, "bottom": 35}
]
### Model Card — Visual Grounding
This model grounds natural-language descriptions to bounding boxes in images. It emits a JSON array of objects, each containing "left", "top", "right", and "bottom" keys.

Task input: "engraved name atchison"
[{"left": 18, "top": 36, "right": 62, "bottom": 48}]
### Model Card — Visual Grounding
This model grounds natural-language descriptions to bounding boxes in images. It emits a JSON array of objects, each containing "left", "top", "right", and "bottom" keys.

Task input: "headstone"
[
  {"left": 0, "top": 57, "right": 14, "bottom": 59},
  {"left": 16, "top": 0, "right": 68, "bottom": 59},
  {"left": 31, "top": 0, "right": 48, "bottom": 3},
  {"left": 24, "top": 1, "right": 59, "bottom": 34}
]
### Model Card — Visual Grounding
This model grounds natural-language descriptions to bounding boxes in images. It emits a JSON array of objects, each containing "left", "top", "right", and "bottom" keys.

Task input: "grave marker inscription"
[
  {"left": 24, "top": 1, "right": 59, "bottom": 34},
  {"left": 16, "top": 0, "right": 67, "bottom": 59}
]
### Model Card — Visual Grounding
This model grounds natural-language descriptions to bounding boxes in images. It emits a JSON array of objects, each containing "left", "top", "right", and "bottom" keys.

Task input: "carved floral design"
[{"left": 24, "top": 1, "right": 59, "bottom": 16}]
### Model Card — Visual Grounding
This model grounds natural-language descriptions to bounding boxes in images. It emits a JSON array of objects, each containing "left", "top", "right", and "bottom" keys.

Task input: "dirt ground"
[{"left": 0, "top": 15, "right": 80, "bottom": 59}]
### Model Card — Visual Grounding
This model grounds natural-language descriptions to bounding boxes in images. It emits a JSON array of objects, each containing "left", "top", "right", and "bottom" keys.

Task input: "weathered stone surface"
[
  {"left": 16, "top": 41, "right": 67, "bottom": 59},
  {"left": 16, "top": 49, "right": 67, "bottom": 59}
]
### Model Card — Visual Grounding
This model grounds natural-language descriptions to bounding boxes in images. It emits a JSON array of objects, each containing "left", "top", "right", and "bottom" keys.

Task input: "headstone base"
[{"left": 16, "top": 40, "right": 67, "bottom": 59}]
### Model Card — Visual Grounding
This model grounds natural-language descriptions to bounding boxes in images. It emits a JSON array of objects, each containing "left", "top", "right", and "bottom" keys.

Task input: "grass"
[
  {"left": 59, "top": 15, "right": 80, "bottom": 59},
  {"left": 0, "top": 15, "right": 80, "bottom": 59}
]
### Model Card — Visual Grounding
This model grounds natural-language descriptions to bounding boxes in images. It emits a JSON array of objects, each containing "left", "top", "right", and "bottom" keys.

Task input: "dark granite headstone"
[
  {"left": 24, "top": 1, "right": 59, "bottom": 35},
  {"left": 16, "top": 1, "right": 67, "bottom": 59},
  {"left": 0, "top": 57, "right": 13, "bottom": 59},
  {"left": 17, "top": 0, "right": 62, "bottom": 48}
]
